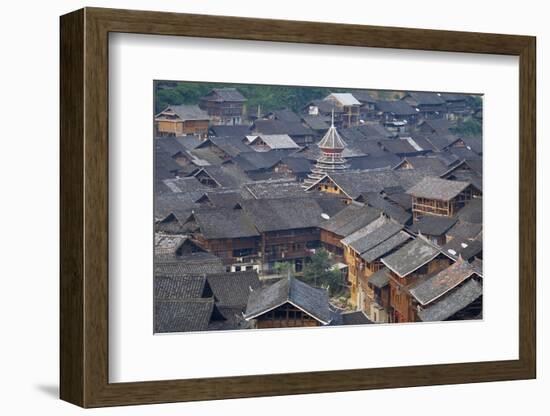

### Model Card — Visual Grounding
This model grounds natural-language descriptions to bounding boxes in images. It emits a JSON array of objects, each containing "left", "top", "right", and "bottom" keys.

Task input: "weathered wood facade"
[
  {"left": 252, "top": 303, "right": 321, "bottom": 329},
  {"left": 155, "top": 106, "right": 210, "bottom": 137},
  {"left": 199, "top": 88, "right": 247, "bottom": 125}
]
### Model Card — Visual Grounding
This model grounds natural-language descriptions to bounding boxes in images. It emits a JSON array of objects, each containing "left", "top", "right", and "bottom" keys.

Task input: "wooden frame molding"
[{"left": 60, "top": 7, "right": 536, "bottom": 408}]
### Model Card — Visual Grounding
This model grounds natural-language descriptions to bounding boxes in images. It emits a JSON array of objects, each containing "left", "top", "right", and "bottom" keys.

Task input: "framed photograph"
[{"left": 60, "top": 7, "right": 536, "bottom": 408}]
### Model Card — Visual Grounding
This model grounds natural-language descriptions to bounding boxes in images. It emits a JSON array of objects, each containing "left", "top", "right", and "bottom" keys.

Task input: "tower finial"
[{"left": 331, "top": 109, "right": 334, "bottom": 127}]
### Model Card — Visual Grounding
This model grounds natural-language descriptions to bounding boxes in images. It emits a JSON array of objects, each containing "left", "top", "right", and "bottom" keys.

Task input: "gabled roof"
[
  {"left": 209, "top": 124, "right": 251, "bottom": 137},
  {"left": 343, "top": 219, "right": 403, "bottom": 254},
  {"left": 230, "top": 150, "right": 291, "bottom": 172},
  {"left": 381, "top": 237, "right": 441, "bottom": 278},
  {"left": 361, "top": 192, "right": 412, "bottom": 225},
  {"left": 202, "top": 136, "right": 251, "bottom": 157},
  {"left": 279, "top": 156, "right": 313, "bottom": 173},
  {"left": 360, "top": 231, "right": 412, "bottom": 263},
  {"left": 410, "top": 259, "right": 479, "bottom": 305},
  {"left": 192, "top": 164, "right": 251, "bottom": 188},
  {"left": 341, "top": 311, "right": 373, "bottom": 325},
  {"left": 367, "top": 267, "right": 391, "bottom": 288},
  {"left": 241, "top": 197, "right": 325, "bottom": 232},
  {"left": 456, "top": 198, "right": 483, "bottom": 224},
  {"left": 410, "top": 215, "right": 458, "bottom": 236},
  {"left": 249, "top": 134, "right": 300, "bottom": 150},
  {"left": 154, "top": 299, "right": 215, "bottom": 333},
  {"left": 201, "top": 88, "right": 246, "bottom": 102},
  {"left": 193, "top": 208, "right": 260, "bottom": 239},
  {"left": 348, "top": 154, "right": 402, "bottom": 171},
  {"left": 268, "top": 108, "right": 302, "bottom": 123},
  {"left": 419, "top": 118, "right": 453, "bottom": 134},
  {"left": 244, "top": 276, "right": 331, "bottom": 324},
  {"left": 154, "top": 275, "right": 208, "bottom": 300},
  {"left": 154, "top": 252, "right": 224, "bottom": 276},
  {"left": 394, "top": 155, "right": 451, "bottom": 176},
  {"left": 350, "top": 90, "right": 377, "bottom": 104},
  {"left": 375, "top": 100, "right": 417, "bottom": 116},
  {"left": 244, "top": 178, "right": 308, "bottom": 199},
  {"left": 446, "top": 221, "right": 483, "bottom": 241},
  {"left": 442, "top": 237, "right": 483, "bottom": 261},
  {"left": 319, "top": 204, "right": 381, "bottom": 237},
  {"left": 301, "top": 115, "right": 331, "bottom": 131},
  {"left": 417, "top": 278, "right": 482, "bottom": 322},
  {"left": 378, "top": 139, "right": 422, "bottom": 155},
  {"left": 206, "top": 271, "right": 261, "bottom": 308},
  {"left": 404, "top": 91, "right": 446, "bottom": 106},
  {"left": 162, "top": 176, "right": 209, "bottom": 194},
  {"left": 407, "top": 177, "right": 471, "bottom": 201},
  {"left": 158, "top": 104, "right": 209, "bottom": 121},
  {"left": 325, "top": 92, "right": 361, "bottom": 106},
  {"left": 254, "top": 119, "right": 314, "bottom": 136}
]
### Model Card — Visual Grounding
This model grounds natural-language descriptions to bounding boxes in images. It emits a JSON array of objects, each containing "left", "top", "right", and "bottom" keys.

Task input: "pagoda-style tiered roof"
[{"left": 303, "top": 113, "right": 349, "bottom": 188}]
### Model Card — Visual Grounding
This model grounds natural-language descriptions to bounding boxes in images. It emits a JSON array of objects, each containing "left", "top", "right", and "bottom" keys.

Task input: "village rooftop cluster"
[{"left": 154, "top": 85, "right": 483, "bottom": 333}]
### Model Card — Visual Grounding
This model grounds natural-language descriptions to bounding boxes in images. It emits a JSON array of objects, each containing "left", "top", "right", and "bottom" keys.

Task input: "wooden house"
[
  {"left": 410, "top": 215, "right": 458, "bottom": 245},
  {"left": 199, "top": 88, "right": 247, "bottom": 125},
  {"left": 341, "top": 217, "right": 412, "bottom": 308},
  {"left": 244, "top": 276, "right": 332, "bottom": 328},
  {"left": 350, "top": 90, "right": 378, "bottom": 120},
  {"left": 374, "top": 100, "right": 418, "bottom": 125},
  {"left": 407, "top": 177, "right": 480, "bottom": 221},
  {"left": 360, "top": 267, "right": 392, "bottom": 323},
  {"left": 155, "top": 104, "right": 210, "bottom": 137},
  {"left": 183, "top": 208, "right": 262, "bottom": 273},
  {"left": 439, "top": 93, "right": 471, "bottom": 121},
  {"left": 253, "top": 119, "right": 315, "bottom": 146},
  {"left": 319, "top": 203, "right": 382, "bottom": 257},
  {"left": 240, "top": 198, "right": 326, "bottom": 274},
  {"left": 323, "top": 93, "right": 362, "bottom": 128},
  {"left": 305, "top": 99, "right": 345, "bottom": 127},
  {"left": 410, "top": 258, "right": 482, "bottom": 322},
  {"left": 402, "top": 92, "right": 447, "bottom": 120},
  {"left": 381, "top": 237, "right": 453, "bottom": 322}
]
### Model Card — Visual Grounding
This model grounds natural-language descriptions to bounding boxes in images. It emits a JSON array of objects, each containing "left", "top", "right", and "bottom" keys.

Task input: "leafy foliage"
[
  {"left": 450, "top": 118, "right": 482, "bottom": 137},
  {"left": 272, "top": 261, "right": 295, "bottom": 277},
  {"left": 155, "top": 80, "right": 346, "bottom": 114},
  {"left": 302, "top": 248, "right": 342, "bottom": 295}
]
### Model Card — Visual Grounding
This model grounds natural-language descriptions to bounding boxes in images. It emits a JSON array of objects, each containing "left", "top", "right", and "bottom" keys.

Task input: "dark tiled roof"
[
  {"left": 350, "top": 90, "right": 377, "bottom": 104},
  {"left": 341, "top": 311, "right": 373, "bottom": 325},
  {"left": 154, "top": 299, "right": 214, "bottom": 333},
  {"left": 316, "top": 168, "right": 439, "bottom": 199},
  {"left": 154, "top": 275, "right": 208, "bottom": 300},
  {"left": 417, "top": 278, "right": 482, "bottom": 322},
  {"left": 163, "top": 104, "right": 209, "bottom": 121},
  {"left": 410, "top": 259, "right": 478, "bottom": 305},
  {"left": 442, "top": 237, "right": 483, "bottom": 261},
  {"left": 250, "top": 134, "right": 300, "bottom": 150},
  {"left": 407, "top": 177, "right": 471, "bottom": 201},
  {"left": 206, "top": 271, "right": 261, "bottom": 308},
  {"left": 456, "top": 198, "right": 483, "bottom": 224},
  {"left": 405, "top": 91, "right": 446, "bottom": 105},
  {"left": 194, "top": 208, "right": 260, "bottom": 239},
  {"left": 202, "top": 88, "right": 246, "bottom": 102},
  {"left": 254, "top": 119, "right": 314, "bottom": 137},
  {"left": 381, "top": 238, "right": 441, "bottom": 278},
  {"left": 241, "top": 197, "right": 325, "bottom": 232},
  {"left": 307, "top": 99, "right": 345, "bottom": 114},
  {"left": 155, "top": 192, "right": 201, "bottom": 221},
  {"left": 154, "top": 252, "right": 224, "bottom": 276},
  {"left": 344, "top": 221, "right": 404, "bottom": 254},
  {"left": 162, "top": 177, "right": 209, "bottom": 194},
  {"left": 205, "top": 136, "right": 251, "bottom": 157},
  {"left": 367, "top": 267, "right": 391, "bottom": 288},
  {"left": 348, "top": 154, "right": 401, "bottom": 171},
  {"left": 446, "top": 221, "right": 483, "bottom": 240},
  {"left": 244, "top": 277, "right": 331, "bottom": 324},
  {"left": 280, "top": 156, "right": 313, "bottom": 173},
  {"left": 375, "top": 100, "right": 417, "bottom": 116},
  {"left": 363, "top": 192, "right": 412, "bottom": 225},
  {"left": 378, "top": 139, "right": 421, "bottom": 155},
  {"left": 209, "top": 124, "right": 251, "bottom": 137},
  {"left": 420, "top": 118, "right": 452, "bottom": 134},
  {"left": 411, "top": 215, "right": 458, "bottom": 236},
  {"left": 193, "top": 164, "right": 251, "bottom": 188},
  {"left": 360, "top": 231, "right": 412, "bottom": 263},
  {"left": 156, "top": 136, "right": 189, "bottom": 157},
  {"left": 244, "top": 179, "right": 308, "bottom": 199},
  {"left": 269, "top": 108, "right": 302, "bottom": 123},
  {"left": 230, "top": 150, "right": 292, "bottom": 172},
  {"left": 395, "top": 156, "right": 450, "bottom": 175},
  {"left": 319, "top": 204, "right": 381, "bottom": 237},
  {"left": 301, "top": 115, "right": 331, "bottom": 131}
]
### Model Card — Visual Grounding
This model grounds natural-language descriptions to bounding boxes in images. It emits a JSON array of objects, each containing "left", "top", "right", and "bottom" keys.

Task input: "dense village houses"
[
  {"left": 407, "top": 177, "right": 480, "bottom": 221},
  {"left": 155, "top": 104, "right": 210, "bottom": 137},
  {"left": 153, "top": 84, "right": 483, "bottom": 332},
  {"left": 199, "top": 88, "right": 247, "bottom": 125}
]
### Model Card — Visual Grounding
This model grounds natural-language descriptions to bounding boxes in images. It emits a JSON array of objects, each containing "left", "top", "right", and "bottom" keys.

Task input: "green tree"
[
  {"left": 450, "top": 118, "right": 482, "bottom": 137},
  {"left": 302, "top": 249, "right": 342, "bottom": 295},
  {"left": 272, "top": 261, "right": 294, "bottom": 277}
]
